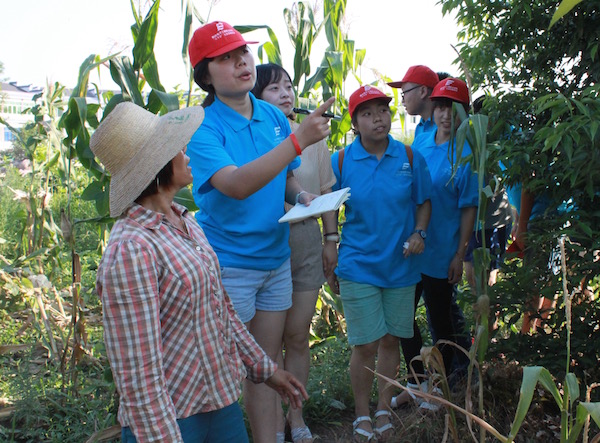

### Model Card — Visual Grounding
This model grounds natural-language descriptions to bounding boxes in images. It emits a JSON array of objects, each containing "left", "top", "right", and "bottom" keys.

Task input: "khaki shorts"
[{"left": 289, "top": 218, "right": 325, "bottom": 292}]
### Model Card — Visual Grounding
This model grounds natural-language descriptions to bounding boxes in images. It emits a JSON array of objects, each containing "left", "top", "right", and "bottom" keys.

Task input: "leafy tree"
[{"left": 440, "top": 0, "right": 600, "bottom": 377}]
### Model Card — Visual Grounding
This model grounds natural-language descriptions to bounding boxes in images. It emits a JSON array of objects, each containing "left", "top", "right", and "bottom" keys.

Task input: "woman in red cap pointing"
[{"left": 185, "top": 21, "right": 334, "bottom": 443}]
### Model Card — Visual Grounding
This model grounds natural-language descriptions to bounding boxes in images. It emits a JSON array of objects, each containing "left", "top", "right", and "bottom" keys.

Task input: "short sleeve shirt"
[
  {"left": 187, "top": 94, "right": 300, "bottom": 270},
  {"left": 412, "top": 131, "right": 479, "bottom": 278},
  {"left": 331, "top": 135, "right": 432, "bottom": 287}
]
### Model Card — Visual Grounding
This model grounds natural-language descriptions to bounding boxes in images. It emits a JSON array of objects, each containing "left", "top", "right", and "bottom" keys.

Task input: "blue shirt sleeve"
[{"left": 331, "top": 151, "right": 341, "bottom": 191}]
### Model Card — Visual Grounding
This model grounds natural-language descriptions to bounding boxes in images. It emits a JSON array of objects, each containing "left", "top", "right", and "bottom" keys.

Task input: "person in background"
[
  {"left": 331, "top": 85, "right": 432, "bottom": 441},
  {"left": 398, "top": 78, "right": 478, "bottom": 408},
  {"left": 185, "top": 21, "right": 334, "bottom": 443},
  {"left": 251, "top": 63, "right": 338, "bottom": 443},
  {"left": 92, "top": 102, "right": 308, "bottom": 443},
  {"left": 389, "top": 68, "right": 472, "bottom": 410},
  {"left": 388, "top": 65, "right": 439, "bottom": 138},
  {"left": 464, "top": 97, "right": 513, "bottom": 290}
]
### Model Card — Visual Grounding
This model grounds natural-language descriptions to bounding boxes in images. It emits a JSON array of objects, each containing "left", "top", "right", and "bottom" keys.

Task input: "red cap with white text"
[
  {"left": 348, "top": 85, "right": 392, "bottom": 118},
  {"left": 189, "top": 21, "right": 258, "bottom": 68},
  {"left": 430, "top": 78, "right": 470, "bottom": 105}
]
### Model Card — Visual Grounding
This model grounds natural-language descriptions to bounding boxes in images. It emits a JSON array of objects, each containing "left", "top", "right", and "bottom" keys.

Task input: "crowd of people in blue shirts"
[{"left": 92, "top": 19, "right": 533, "bottom": 443}]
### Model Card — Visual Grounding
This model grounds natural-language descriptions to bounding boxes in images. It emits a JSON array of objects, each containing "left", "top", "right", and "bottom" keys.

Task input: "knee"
[
  {"left": 354, "top": 341, "right": 379, "bottom": 359},
  {"left": 283, "top": 329, "right": 310, "bottom": 352},
  {"left": 378, "top": 334, "right": 399, "bottom": 350}
]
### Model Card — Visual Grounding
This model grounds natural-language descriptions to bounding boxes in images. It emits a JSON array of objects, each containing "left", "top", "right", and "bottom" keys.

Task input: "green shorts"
[{"left": 339, "top": 278, "right": 415, "bottom": 346}]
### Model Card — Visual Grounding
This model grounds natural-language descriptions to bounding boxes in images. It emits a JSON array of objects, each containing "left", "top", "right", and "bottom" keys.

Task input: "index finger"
[{"left": 312, "top": 97, "right": 336, "bottom": 117}]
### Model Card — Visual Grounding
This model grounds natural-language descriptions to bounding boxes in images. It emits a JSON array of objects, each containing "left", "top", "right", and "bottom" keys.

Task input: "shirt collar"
[
  {"left": 350, "top": 134, "right": 399, "bottom": 160},
  {"left": 124, "top": 202, "right": 189, "bottom": 230},
  {"left": 212, "top": 93, "right": 264, "bottom": 133},
  {"left": 418, "top": 116, "right": 435, "bottom": 130}
]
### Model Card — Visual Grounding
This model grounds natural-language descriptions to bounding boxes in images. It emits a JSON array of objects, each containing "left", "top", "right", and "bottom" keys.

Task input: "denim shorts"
[
  {"left": 339, "top": 278, "right": 415, "bottom": 345},
  {"left": 121, "top": 402, "right": 248, "bottom": 443},
  {"left": 220, "top": 258, "right": 293, "bottom": 323}
]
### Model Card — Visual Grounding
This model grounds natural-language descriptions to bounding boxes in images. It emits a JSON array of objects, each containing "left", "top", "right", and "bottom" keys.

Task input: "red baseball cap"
[
  {"left": 348, "top": 85, "right": 392, "bottom": 118},
  {"left": 388, "top": 65, "right": 439, "bottom": 89},
  {"left": 189, "top": 21, "right": 258, "bottom": 68},
  {"left": 430, "top": 78, "right": 470, "bottom": 105}
]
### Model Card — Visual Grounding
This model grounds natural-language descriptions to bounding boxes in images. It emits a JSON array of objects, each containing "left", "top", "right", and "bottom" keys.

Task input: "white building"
[{"left": 0, "top": 82, "right": 44, "bottom": 152}]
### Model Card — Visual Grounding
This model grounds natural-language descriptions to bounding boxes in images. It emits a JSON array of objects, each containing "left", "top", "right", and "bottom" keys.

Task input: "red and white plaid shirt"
[{"left": 97, "top": 203, "right": 276, "bottom": 442}]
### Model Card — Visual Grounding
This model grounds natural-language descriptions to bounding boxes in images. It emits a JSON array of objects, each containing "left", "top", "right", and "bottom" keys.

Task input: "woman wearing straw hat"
[
  {"left": 91, "top": 102, "right": 308, "bottom": 443},
  {"left": 186, "top": 21, "right": 334, "bottom": 442}
]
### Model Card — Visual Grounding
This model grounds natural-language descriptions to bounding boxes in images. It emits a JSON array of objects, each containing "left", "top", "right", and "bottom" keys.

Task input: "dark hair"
[
  {"left": 473, "top": 96, "right": 486, "bottom": 114},
  {"left": 193, "top": 59, "right": 216, "bottom": 107},
  {"left": 437, "top": 71, "right": 452, "bottom": 81},
  {"left": 251, "top": 63, "right": 293, "bottom": 99},
  {"left": 135, "top": 160, "right": 174, "bottom": 201},
  {"left": 432, "top": 97, "right": 469, "bottom": 113}
]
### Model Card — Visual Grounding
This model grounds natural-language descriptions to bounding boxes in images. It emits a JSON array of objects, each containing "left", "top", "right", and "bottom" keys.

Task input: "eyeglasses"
[{"left": 401, "top": 85, "right": 421, "bottom": 100}]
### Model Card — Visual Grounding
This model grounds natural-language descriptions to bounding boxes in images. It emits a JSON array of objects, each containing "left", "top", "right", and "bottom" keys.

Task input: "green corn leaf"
[
  {"left": 564, "top": 373, "right": 580, "bottom": 407},
  {"left": 133, "top": 0, "right": 160, "bottom": 71},
  {"left": 508, "top": 366, "right": 558, "bottom": 439},
  {"left": 109, "top": 57, "right": 145, "bottom": 106},
  {"left": 174, "top": 187, "right": 198, "bottom": 212},
  {"left": 81, "top": 180, "right": 106, "bottom": 202}
]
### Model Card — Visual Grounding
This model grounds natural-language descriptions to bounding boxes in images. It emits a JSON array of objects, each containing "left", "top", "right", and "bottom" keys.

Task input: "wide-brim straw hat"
[{"left": 89, "top": 102, "right": 204, "bottom": 217}]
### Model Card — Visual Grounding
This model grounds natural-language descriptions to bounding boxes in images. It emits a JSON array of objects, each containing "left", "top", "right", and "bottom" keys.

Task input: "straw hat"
[{"left": 89, "top": 102, "right": 204, "bottom": 217}]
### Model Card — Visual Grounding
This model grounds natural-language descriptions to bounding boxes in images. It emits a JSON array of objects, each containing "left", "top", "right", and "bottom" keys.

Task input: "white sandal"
[
  {"left": 352, "top": 415, "right": 375, "bottom": 442},
  {"left": 373, "top": 410, "right": 394, "bottom": 440}
]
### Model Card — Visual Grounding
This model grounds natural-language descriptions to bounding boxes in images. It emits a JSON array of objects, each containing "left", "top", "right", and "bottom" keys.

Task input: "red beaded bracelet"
[{"left": 290, "top": 133, "right": 302, "bottom": 156}]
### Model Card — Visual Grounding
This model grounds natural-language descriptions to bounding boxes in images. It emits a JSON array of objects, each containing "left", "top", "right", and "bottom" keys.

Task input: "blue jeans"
[{"left": 121, "top": 402, "right": 249, "bottom": 443}]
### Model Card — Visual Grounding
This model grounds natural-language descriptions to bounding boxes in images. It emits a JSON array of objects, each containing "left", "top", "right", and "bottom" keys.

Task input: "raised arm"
[{"left": 210, "top": 98, "right": 335, "bottom": 199}]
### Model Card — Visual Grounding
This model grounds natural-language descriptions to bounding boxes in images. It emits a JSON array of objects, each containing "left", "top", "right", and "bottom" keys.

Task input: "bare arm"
[
  {"left": 404, "top": 199, "right": 432, "bottom": 257},
  {"left": 448, "top": 206, "right": 477, "bottom": 284},
  {"left": 320, "top": 188, "right": 339, "bottom": 278},
  {"left": 210, "top": 98, "right": 335, "bottom": 200},
  {"left": 515, "top": 188, "right": 535, "bottom": 249}
]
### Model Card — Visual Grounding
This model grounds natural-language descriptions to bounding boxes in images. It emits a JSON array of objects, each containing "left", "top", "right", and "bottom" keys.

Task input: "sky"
[{"left": 0, "top": 0, "right": 462, "bottom": 93}]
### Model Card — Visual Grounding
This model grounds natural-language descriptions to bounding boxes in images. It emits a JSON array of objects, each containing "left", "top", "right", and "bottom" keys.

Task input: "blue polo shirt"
[
  {"left": 187, "top": 94, "right": 300, "bottom": 270},
  {"left": 331, "top": 135, "right": 432, "bottom": 287},
  {"left": 412, "top": 130, "right": 479, "bottom": 279},
  {"left": 414, "top": 116, "right": 436, "bottom": 139}
]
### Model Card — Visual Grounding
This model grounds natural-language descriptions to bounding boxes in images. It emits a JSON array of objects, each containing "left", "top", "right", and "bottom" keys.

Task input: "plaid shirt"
[{"left": 97, "top": 203, "right": 276, "bottom": 442}]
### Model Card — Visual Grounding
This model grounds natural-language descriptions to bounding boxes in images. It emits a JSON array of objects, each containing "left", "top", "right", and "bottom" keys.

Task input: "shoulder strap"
[
  {"left": 405, "top": 144, "right": 413, "bottom": 169},
  {"left": 338, "top": 148, "right": 345, "bottom": 174}
]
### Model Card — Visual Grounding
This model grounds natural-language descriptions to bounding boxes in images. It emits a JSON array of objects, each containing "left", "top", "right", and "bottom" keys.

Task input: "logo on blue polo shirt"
[
  {"left": 396, "top": 163, "right": 412, "bottom": 177},
  {"left": 274, "top": 126, "right": 282, "bottom": 137}
]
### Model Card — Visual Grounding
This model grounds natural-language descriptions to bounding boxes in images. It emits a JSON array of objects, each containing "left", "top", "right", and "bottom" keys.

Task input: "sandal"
[
  {"left": 290, "top": 425, "right": 313, "bottom": 442},
  {"left": 276, "top": 431, "right": 286, "bottom": 443},
  {"left": 374, "top": 410, "right": 394, "bottom": 441},
  {"left": 352, "top": 416, "right": 375, "bottom": 442}
]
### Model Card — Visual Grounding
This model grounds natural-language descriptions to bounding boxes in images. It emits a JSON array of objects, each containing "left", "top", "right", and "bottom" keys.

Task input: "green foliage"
[{"left": 303, "top": 337, "right": 352, "bottom": 425}]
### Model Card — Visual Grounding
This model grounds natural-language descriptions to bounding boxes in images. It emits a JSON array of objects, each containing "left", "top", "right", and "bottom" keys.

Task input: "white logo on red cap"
[
  {"left": 211, "top": 21, "right": 236, "bottom": 41},
  {"left": 441, "top": 80, "right": 459, "bottom": 92},
  {"left": 359, "top": 85, "right": 381, "bottom": 99}
]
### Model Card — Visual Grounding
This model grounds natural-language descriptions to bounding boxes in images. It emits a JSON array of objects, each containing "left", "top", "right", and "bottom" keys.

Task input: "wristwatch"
[
  {"left": 414, "top": 229, "right": 427, "bottom": 240},
  {"left": 324, "top": 233, "right": 340, "bottom": 243}
]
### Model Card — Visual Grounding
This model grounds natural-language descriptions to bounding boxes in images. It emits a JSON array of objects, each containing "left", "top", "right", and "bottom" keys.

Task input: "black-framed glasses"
[{"left": 401, "top": 85, "right": 421, "bottom": 99}]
